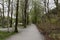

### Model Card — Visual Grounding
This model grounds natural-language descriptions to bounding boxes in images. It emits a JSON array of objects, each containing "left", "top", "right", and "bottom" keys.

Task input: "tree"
[
  {"left": 33, "top": 1, "right": 38, "bottom": 23},
  {"left": 2, "top": 0, "right": 5, "bottom": 28},
  {"left": 30, "top": 0, "right": 44, "bottom": 24},
  {"left": 10, "top": 0, "right": 13, "bottom": 27},
  {"left": 0, "top": 8, "right": 2, "bottom": 26},
  {"left": 47, "top": 0, "right": 50, "bottom": 20},
  {"left": 23, "top": 0, "right": 28, "bottom": 28},
  {"left": 54, "top": 0, "right": 58, "bottom": 8},
  {"left": 7, "top": 0, "right": 10, "bottom": 32},
  {"left": 20, "top": 0, "right": 25, "bottom": 26},
  {"left": 54, "top": 0, "right": 58, "bottom": 14},
  {"left": 44, "top": 0, "right": 46, "bottom": 13},
  {"left": 14, "top": 0, "right": 19, "bottom": 32}
]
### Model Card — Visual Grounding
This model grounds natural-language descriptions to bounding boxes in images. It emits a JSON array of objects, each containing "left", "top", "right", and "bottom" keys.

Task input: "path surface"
[{"left": 6, "top": 24, "right": 45, "bottom": 40}]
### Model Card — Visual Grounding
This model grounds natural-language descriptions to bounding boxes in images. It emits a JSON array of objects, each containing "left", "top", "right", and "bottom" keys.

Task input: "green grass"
[{"left": 0, "top": 31, "right": 15, "bottom": 40}]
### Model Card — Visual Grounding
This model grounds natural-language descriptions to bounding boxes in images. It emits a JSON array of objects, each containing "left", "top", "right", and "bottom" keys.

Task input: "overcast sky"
[
  {"left": 49, "top": 0, "right": 56, "bottom": 9},
  {"left": 0, "top": 0, "right": 60, "bottom": 9},
  {"left": 0, "top": 0, "right": 60, "bottom": 17},
  {"left": 0, "top": 0, "right": 57, "bottom": 9}
]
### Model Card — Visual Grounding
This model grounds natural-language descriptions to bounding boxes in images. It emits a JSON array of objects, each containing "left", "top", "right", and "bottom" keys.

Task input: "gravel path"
[{"left": 6, "top": 24, "right": 45, "bottom": 40}]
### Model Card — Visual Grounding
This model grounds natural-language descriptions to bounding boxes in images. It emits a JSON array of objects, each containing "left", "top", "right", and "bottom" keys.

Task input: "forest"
[{"left": 0, "top": 0, "right": 60, "bottom": 40}]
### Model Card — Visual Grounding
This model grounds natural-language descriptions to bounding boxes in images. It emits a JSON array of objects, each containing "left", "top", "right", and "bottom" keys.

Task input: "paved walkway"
[{"left": 6, "top": 24, "right": 45, "bottom": 40}]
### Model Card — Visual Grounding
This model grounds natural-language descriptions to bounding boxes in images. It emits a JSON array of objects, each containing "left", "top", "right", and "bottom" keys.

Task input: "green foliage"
[
  {"left": 0, "top": 31, "right": 15, "bottom": 40},
  {"left": 37, "top": 2, "right": 60, "bottom": 40},
  {"left": 30, "top": 0, "right": 44, "bottom": 23},
  {"left": 49, "top": 32, "right": 60, "bottom": 40}
]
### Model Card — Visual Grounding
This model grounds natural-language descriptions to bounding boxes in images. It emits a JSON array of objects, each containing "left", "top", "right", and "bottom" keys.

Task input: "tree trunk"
[
  {"left": 54, "top": 0, "right": 58, "bottom": 15},
  {"left": 10, "top": 0, "right": 13, "bottom": 27},
  {"left": 44, "top": 0, "right": 46, "bottom": 13},
  {"left": 54, "top": 0, "right": 59, "bottom": 29},
  {"left": 47, "top": 0, "right": 50, "bottom": 20},
  {"left": 54, "top": 0, "right": 58, "bottom": 8},
  {"left": 14, "top": 0, "right": 19, "bottom": 32},
  {"left": 23, "top": 0, "right": 28, "bottom": 28},
  {"left": 7, "top": 0, "right": 10, "bottom": 32},
  {"left": 2, "top": 0, "right": 4, "bottom": 28}
]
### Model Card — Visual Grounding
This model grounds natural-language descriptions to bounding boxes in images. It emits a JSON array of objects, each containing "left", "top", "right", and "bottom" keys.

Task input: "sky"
[
  {"left": 49, "top": 0, "right": 56, "bottom": 9},
  {"left": 0, "top": 0, "right": 56, "bottom": 9},
  {"left": 0, "top": 0, "right": 59, "bottom": 17},
  {"left": 0, "top": 0, "right": 60, "bottom": 9}
]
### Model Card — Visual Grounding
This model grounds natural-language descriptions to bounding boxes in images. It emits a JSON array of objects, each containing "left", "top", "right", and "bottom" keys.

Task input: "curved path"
[{"left": 6, "top": 24, "right": 45, "bottom": 40}]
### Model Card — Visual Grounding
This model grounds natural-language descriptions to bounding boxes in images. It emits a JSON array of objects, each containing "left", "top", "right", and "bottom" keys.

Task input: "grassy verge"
[{"left": 0, "top": 31, "right": 15, "bottom": 40}]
